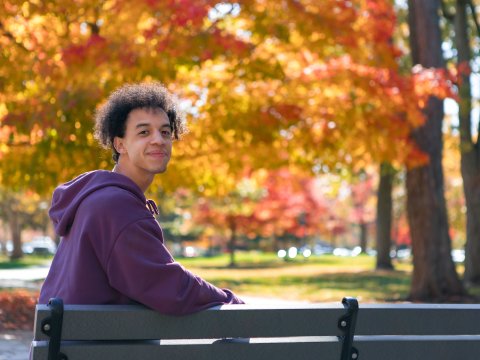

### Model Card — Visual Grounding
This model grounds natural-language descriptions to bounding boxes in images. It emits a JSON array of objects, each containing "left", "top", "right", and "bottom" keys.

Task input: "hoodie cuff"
[{"left": 223, "top": 289, "right": 245, "bottom": 304}]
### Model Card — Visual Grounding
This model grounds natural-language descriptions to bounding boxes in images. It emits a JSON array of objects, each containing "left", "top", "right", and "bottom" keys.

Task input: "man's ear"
[{"left": 113, "top": 137, "right": 126, "bottom": 154}]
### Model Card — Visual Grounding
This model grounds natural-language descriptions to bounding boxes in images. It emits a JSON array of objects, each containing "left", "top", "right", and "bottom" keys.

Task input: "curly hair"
[{"left": 94, "top": 82, "right": 188, "bottom": 162}]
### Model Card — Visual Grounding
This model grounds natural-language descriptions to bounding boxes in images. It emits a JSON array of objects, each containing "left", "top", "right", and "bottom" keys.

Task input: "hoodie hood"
[{"left": 49, "top": 170, "right": 146, "bottom": 236}]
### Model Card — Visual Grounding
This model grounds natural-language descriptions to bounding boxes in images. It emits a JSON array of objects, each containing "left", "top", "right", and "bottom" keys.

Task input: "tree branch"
[
  {"left": 0, "top": 22, "right": 30, "bottom": 52},
  {"left": 467, "top": 0, "right": 480, "bottom": 38}
]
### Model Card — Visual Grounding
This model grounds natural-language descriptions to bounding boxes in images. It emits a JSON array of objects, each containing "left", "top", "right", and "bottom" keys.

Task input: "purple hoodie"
[{"left": 39, "top": 170, "right": 243, "bottom": 315}]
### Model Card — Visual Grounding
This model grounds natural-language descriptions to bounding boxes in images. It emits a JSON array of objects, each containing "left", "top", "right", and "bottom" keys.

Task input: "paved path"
[
  {"left": 1, "top": 266, "right": 48, "bottom": 359},
  {"left": 0, "top": 331, "right": 32, "bottom": 360},
  {"left": 0, "top": 266, "right": 50, "bottom": 289}
]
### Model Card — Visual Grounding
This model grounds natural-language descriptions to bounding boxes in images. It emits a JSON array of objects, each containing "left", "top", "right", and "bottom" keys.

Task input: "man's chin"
[{"left": 154, "top": 165, "right": 168, "bottom": 174}]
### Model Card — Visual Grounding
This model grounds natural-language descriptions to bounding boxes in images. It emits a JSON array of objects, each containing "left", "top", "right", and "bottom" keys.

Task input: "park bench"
[{"left": 31, "top": 297, "right": 480, "bottom": 360}]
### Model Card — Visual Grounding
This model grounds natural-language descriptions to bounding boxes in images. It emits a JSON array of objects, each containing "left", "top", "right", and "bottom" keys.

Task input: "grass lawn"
[
  {"left": 1, "top": 251, "right": 477, "bottom": 303},
  {"left": 179, "top": 252, "right": 414, "bottom": 303},
  {"left": 0, "top": 254, "right": 52, "bottom": 269}
]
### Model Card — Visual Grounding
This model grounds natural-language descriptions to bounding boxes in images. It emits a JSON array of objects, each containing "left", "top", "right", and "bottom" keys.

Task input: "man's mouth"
[{"left": 147, "top": 151, "right": 168, "bottom": 157}]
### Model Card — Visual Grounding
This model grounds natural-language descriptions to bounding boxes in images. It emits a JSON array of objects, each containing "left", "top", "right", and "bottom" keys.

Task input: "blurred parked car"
[
  {"left": 391, "top": 247, "right": 412, "bottom": 260},
  {"left": 182, "top": 246, "right": 207, "bottom": 258},
  {"left": 278, "top": 240, "right": 345, "bottom": 260},
  {"left": 22, "top": 236, "right": 57, "bottom": 255},
  {"left": 311, "top": 240, "right": 335, "bottom": 255},
  {"left": 333, "top": 246, "right": 362, "bottom": 257},
  {"left": 295, "top": 240, "right": 335, "bottom": 258},
  {"left": 389, "top": 247, "right": 464, "bottom": 263},
  {"left": 0, "top": 241, "right": 12, "bottom": 254},
  {"left": 277, "top": 247, "right": 302, "bottom": 260}
]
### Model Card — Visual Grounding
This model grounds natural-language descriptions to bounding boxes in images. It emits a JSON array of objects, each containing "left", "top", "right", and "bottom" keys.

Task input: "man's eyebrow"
[
  {"left": 135, "top": 122, "right": 171, "bottom": 129},
  {"left": 135, "top": 123, "right": 150, "bottom": 129}
]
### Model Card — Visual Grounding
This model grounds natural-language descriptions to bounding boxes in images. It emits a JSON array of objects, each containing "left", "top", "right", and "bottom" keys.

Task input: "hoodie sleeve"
[{"left": 106, "top": 217, "right": 244, "bottom": 315}]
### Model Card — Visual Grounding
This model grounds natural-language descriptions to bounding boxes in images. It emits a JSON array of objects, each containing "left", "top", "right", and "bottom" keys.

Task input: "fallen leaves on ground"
[{"left": 0, "top": 290, "right": 39, "bottom": 331}]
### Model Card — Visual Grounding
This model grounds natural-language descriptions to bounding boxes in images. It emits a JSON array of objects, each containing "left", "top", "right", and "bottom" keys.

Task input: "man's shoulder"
[
  {"left": 80, "top": 185, "right": 146, "bottom": 213},
  {"left": 76, "top": 186, "right": 153, "bottom": 231}
]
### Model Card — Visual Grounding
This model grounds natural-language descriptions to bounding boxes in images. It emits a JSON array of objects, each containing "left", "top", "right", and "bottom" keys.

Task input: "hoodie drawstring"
[{"left": 146, "top": 199, "right": 159, "bottom": 215}]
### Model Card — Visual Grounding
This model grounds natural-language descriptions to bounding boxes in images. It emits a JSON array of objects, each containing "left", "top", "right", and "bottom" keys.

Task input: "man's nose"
[{"left": 150, "top": 131, "right": 166, "bottom": 144}]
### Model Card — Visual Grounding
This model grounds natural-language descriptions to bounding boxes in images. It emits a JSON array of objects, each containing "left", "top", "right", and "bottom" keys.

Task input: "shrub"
[{"left": 0, "top": 290, "right": 39, "bottom": 331}]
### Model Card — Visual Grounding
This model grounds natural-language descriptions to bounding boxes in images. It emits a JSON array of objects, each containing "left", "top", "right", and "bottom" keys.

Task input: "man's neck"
[{"left": 112, "top": 163, "right": 153, "bottom": 193}]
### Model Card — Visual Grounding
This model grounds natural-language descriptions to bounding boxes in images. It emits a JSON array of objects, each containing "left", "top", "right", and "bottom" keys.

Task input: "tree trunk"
[
  {"left": 359, "top": 222, "right": 368, "bottom": 253},
  {"left": 406, "top": 0, "right": 467, "bottom": 301},
  {"left": 8, "top": 207, "right": 23, "bottom": 260},
  {"left": 228, "top": 219, "right": 237, "bottom": 267},
  {"left": 376, "top": 163, "right": 394, "bottom": 270},
  {"left": 454, "top": 0, "right": 480, "bottom": 286},
  {"left": 271, "top": 233, "right": 279, "bottom": 252},
  {"left": 0, "top": 222, "right": 8, "bottom": 255}
]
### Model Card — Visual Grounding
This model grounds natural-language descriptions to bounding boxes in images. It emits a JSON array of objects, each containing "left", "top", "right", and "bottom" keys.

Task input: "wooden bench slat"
[
  {"left": 32, "top": 338, "right": 342, "bottom": 360},
  {"left": 357, "top": 304, "right": 480, "bottom": 335},
  {"left": 34, "top": 303, "right": 346, "bottom": 341}
]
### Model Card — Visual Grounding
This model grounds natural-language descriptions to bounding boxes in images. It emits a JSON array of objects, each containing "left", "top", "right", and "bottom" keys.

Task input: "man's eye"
[
  {"left": 138, "top": 130, "right": 149, "bottom": 135},
  {"left": 162, "top": 130, "right": 172, "bottom": 137}
]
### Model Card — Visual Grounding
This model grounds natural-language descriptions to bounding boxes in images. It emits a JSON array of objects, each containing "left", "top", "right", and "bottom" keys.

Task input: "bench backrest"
[
  {"left": 356, "top": 303, "right": 480, "bottom": 360},
  {"left": 31, "top": 298, "right": 480, "bottom": 360},
  {"left": 32, "top": 297, "right": 357, "bottom": 360}
]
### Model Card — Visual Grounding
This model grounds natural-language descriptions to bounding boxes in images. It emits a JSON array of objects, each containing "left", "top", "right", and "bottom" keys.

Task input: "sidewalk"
[
  {"left": 0, "top": 266, "right": 49, "bottom": 360},
  {"left": 0, "top": 331, "right": 32, "bottom": 360},
  {"left": 0, "top": 266, "right": 50, "bottom": 290}
]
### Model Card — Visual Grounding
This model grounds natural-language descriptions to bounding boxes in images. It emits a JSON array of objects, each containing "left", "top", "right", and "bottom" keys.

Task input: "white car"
[{"left": 22, "top": 236, "right": 57, "bottom": 255}]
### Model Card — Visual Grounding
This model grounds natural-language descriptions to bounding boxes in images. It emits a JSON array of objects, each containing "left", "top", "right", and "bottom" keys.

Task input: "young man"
[{"left": 39, "top": 83, "right": 244, "bottom": 315}]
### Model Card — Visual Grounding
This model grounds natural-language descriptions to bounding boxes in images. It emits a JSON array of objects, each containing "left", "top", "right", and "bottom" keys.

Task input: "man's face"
[{"left": 114, "top": 108, "right": 172, "bottom": 179}]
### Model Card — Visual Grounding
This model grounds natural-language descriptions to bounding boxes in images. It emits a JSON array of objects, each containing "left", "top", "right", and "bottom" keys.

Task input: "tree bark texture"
[
  {"left": 7, "top": 206, "right": 22, "bottom": 260},
  {"left": 406, "top": 0, "right": 466, "bottom": 301},
  {"left": 454, "top": 0, "right": 480, "bottom": 285},
  {"left": 376, "top": 163, "right": 394, "bottom": 270},
  {"left": 228, "top": 218, "right": 237, "bottom": 267},
  {"left": 359, "top": 222, "right": 368, "bottom": 253}
]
